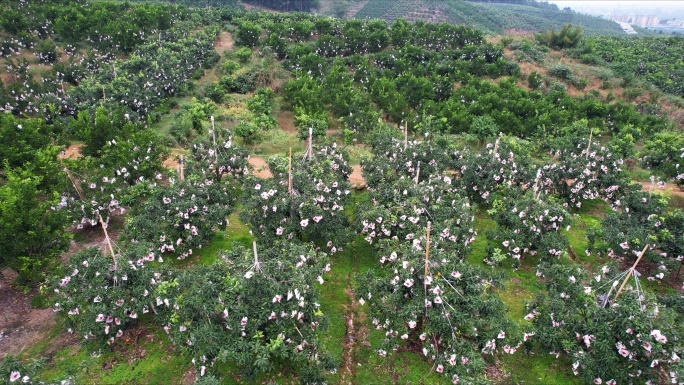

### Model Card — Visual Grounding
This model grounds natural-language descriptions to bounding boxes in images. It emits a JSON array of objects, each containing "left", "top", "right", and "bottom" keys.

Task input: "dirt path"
[
  {"left": 0, "top": 269, "right": 76, "bottom": 361},
  {"left": 248, "top": 156, "right": 273, "bottom": 178},
  {"left": 57, "top": 144, "right": 82, "bottom": 160},
  {"left": 339, "top": 285, "right": 359, "bottom": 385},
  {"left": 349, "top": 164, "right": 366, "bottom": 189},
  {"left": 215, "top": 31, "right": 234, "bottom": 55},
  {"left": 337, "top": 243, "right": 370, "bottom": 385},
  {"left": 639, "top": 181, "right": 684, "bottom": 197}
]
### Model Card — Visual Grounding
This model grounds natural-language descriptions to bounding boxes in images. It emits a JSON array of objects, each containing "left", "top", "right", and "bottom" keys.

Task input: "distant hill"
[{"left": 338, "top": 0, "right": 636, "bottom": 36}]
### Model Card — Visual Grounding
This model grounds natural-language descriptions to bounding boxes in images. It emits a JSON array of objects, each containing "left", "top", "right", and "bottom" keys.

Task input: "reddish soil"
[
  {"left": 57, "top": 144, "right": 82, "bottom": 160},
  {"left": 215, "top": 31, "right": 234, "bottom": 55},
  {"left": 639, "top": 181, "right": 684, "bottom": 197},
  {"left": 0, "top": 269, "right": 77, "bottom": 361},
  {"left": 248, "top": 156, "right": 273, "bottom": 178},
  {"left": 349, "top": 165, "right": 366, "bottom": 189}
]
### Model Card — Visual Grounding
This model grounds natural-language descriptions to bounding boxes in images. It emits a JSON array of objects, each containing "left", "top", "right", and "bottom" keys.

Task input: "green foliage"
[
  {"left": 536, "top": 24, "right": 584, "bottom": 49},
  {"left": 530, "top": 263, "right": 684, "bottom": 385},
  {"left": 528, "top": 71, "right": 544, "bottom": 90},
  {"left": 234, "top": 46, "right": 253, "bottom": 63},
  {"left": 0, "top": 354, "right": 46, "bottom": 385},
  {"left": 640, "top": 131, "right": 684, "bottom": 187},
  {"left": 0, "top": 168, "right": 70, "bottom": 287},
  {"left": 204, "top": 84, "right": 226, "bottom": 104},
  {"left": 240, "top": 145, "right": 352, "bottom": 253},
  {"left": 509, "top": 39, "right": 548, "bottom": 62},
  {"left": 469, "top": 114, "right": 499, "bottom": 143},
  {"left": 170, "top": 99, "right": 216, "bottom": 145},
  {"left": 220, "top": 60, "right": 240, "bottom": 75},
  {"left": 34, "top": 39, "right": 58, "bottom": 63},
  {"left": 548, "top": 64, "right": 573, "bottom": 81},
  {"left": 583, "top": 36, "right": 684, "bottom": 97},
  {"left": 294, "top": 109, "right": 328, "bottom": 142},
  {"left": 236, "top": 22, "right": 261, "bottom": 47},
  {"left": 234, "top": 120, "right": 260, "bottom": 144}
]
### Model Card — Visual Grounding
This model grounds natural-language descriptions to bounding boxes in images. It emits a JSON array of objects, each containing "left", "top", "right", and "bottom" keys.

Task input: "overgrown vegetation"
[{"left": 1, "top": 2, "right": 683, "bottom": 385}]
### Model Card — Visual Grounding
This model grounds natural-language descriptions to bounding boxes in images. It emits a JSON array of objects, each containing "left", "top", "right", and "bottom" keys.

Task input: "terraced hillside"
[{"left": 346, "top": 0, "right": 636, "bottom": 35}]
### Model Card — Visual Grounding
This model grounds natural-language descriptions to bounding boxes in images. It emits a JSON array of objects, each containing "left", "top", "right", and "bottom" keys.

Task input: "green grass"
[
  {"left": 39, "top": 322, "right": 190, "bottom": 385},
  {"left": 565, "top": 212, "right": 603, "bottom": 267},
  {"left": 465, "top": 211, "right": 497, "bottom": 265},
  {"left": 194, "top": 212, "right": 254, "bottom": 266},
  {"left": 355, "top": 349, "right": 443, "bottom": 385},
  {"left": 19, "top": 322, "right": 63, "bottom": 361},
  {"left": 249, "top": 128, "right": 304, "bottom": 156},
  {"left": 500, "top": 351, "right": 578, "bottom": 385}
]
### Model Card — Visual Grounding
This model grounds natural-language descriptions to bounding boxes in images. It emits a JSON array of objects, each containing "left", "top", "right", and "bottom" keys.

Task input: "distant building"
[
  {"left": 605, "top": 14, "right": 660, "bottom": 27},
  {"left": 665, "top": 19, "right": 684, "bottom": 27}
]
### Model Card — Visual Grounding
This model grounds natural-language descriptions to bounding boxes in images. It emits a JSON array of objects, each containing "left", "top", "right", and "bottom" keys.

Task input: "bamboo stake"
[
  {"left": 98, "top": 213, "right": 117, "bottom": 269},
  {"left": 586, "top": 127, "right": 594, "bottom": 158},
  {"left": 414, "top": 161, "right": 421, "bottom": 185},
  {"left": 179, "top": 155, "right": 185, "bottom": 181},
  {"left": 424, "top": 221, "right": 431, "bottom": 279},
  {"left": 602, "top": 280, "right": 619, "bottom": 308},
  {"left": 307, "top": 126, "right": 313, "bottom": 161},
  {"left": 424, "top": 221, "right": 431, "bottom": 318},
  {"left": 493, "top": 132, "right": 501, "bottom": 153},
  {"left": 211, "top": 115, "right": 218, "bottom": 162},
  {"left": 613, "top": 244, "right": 649, "bottom": 302},
  {"left": 288, "top": 147, "right": 293, "bottom": 195},
  {"left": 403, "top": 121, "right": 407, "bottom": 148},
  {"left": 253, "top": 241, "right": 260, "bottom": 272},
  {"left": 64, "top": 168, "right": 117, "bottom": 268}
]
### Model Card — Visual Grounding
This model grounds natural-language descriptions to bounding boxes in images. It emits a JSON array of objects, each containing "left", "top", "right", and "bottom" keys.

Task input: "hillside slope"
[{"left": 340, "top": 0, "right": 638, "bottom": 35}]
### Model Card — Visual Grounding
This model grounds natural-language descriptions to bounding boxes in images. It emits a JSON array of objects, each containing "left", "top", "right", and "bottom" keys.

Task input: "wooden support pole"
[
  {"left": 179, "top": 155, "right": 185, "bottom": 181},
  {"left": 586, "top": 127, "right": 594, "bottom": 158},
  {"left": 613, "top": 244, "right": 649, "bottom": 302},
  {"left": 602, "top": 280, "right": 619, "bottom": 308},
  {"left": 493, "top": 133, "right": 501, "bottom": 154},
  {"left": 424, "top": 221, "right": 431, "bottom": 318},
  {"left": 414, "top": 161, "right": 421, "bottom": 185},
  {"left": 211, "top": 115, "right": 218, "bottom": 162},
  {"left": 98, "top": 213, "right": 117, "bottom": 269},
  {"left": 252, "top": 240, "right": 260, "bottom": 272},
  {"left": 307, "top": 127, "right": 313, "bottom": 161},
  {"left": 288, "top": 147, "right": 293, "bottom": 195},
  {"left": 403, "top": 121, "right": 408, "bottom": 148},
  {"left": 424, "top": 221, "right": 431, "bottom": 279}
]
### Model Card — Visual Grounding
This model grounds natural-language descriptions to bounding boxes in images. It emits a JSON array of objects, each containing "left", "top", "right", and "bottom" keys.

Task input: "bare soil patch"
[
  {"left": 248, "top": 156, "right": 273, "bottom": 178},
  {"left": 277, "top": 109, "right": 297, "bottom": 134},
  {"left": 640, "top": 181, "right": 684, "bottom": 197},
  {"left": 0, "top": 269, "right": 76, "bottom": 361},
  {"left": 215, "top": 31, "right": 234, "bottom": 55},
  {"left": 163, "top": 149, "right": 187, "bottom": 170},
  {"left": 349, "top": 165, "right": 366, "bottom": 190},
  {"left": 344, "top": 0, "right": 369, "bottom": 18},
  {"left": 58, "top": 144, "right": 82, "bottom": 160}
]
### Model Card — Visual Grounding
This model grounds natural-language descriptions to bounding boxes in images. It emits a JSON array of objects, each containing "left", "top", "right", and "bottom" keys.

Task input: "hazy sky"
[{"left": 547, "top": 1, "right": 684, "bottom": 20}]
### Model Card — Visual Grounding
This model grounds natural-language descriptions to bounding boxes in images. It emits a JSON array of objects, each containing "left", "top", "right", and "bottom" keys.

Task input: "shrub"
[
  {"left": 548, "top": 64, "right": 573, "bottom": 81},
  {"left": 574, "top": 77, "right": 589, "bottom": 90},
  {"left": 623, "top": 87, "right": 644, "bottom": 101},
  {"left": 220, "top": 60, "right": 240, "bottom": 75},
  {"left": 528, "top": 71, "right": 544, "bottom": 90},
  {"left": 204, "top": 84, "right": 225, "bottom": 104},
  {"left": 535, "top": 24, "right": 584, "bottom": 49},
  {"left": 234, "top": 46, "right": 252, "bottom": 63}
]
